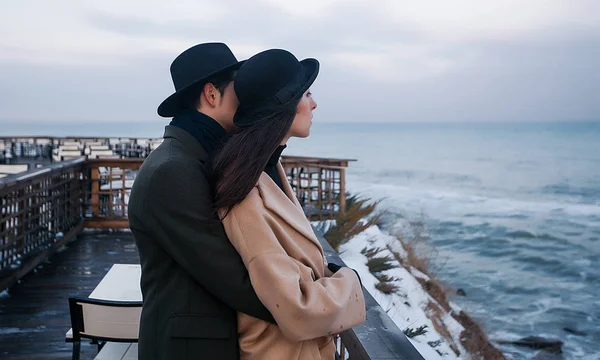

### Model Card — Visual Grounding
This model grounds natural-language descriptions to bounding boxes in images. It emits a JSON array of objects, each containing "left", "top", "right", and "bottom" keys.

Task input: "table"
[{"left": 89, "top": 264, "right": 142, "bottom": 301}]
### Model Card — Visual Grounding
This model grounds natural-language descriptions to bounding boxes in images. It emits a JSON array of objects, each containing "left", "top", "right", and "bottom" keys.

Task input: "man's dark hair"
[{"left": 180, "top": 70, "right": 237, "bottom": 110}]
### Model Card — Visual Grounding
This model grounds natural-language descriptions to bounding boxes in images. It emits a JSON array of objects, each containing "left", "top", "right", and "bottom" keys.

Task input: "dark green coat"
[{"left": 128, "top": 126, "right": 274, "bottom": 360}]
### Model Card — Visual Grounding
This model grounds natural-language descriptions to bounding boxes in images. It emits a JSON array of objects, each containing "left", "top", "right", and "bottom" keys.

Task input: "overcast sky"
[{"left": 0, "top": 0, "right": 599, "bottom": 124}]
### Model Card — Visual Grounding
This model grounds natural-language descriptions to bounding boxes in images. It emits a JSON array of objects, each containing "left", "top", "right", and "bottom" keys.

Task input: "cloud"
[{"left": 0, "top": 0, "right": 598, "bottom": 123}]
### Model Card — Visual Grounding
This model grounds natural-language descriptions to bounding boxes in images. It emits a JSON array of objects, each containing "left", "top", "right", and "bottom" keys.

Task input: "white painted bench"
[{"left": 94, "top": 343, "right": 137, "bottom": 359}]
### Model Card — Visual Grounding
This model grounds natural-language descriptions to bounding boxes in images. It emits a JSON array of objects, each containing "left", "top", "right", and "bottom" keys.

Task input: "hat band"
[{"left": 274, "top": 66, "right": 306, "bottom": 104}]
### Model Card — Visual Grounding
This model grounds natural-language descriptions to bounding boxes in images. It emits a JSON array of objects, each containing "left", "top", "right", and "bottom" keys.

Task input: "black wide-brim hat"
[
  {"left": 157, "top": 42, "right": 244, "bottom": 118},
  {"left": 233, "top": 49, "right": 319, "bottom": 127}
]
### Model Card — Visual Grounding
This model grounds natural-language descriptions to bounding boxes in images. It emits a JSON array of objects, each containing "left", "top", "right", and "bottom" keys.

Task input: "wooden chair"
[{"left": 68, "top": 296, "right": 142, "bottom": 360}]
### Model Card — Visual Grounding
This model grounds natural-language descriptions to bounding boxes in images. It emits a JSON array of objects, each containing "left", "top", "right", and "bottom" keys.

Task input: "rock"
[
  {"left": 563, "top": 327, "right": 587, "bottom": 336},
  {"left": 503, "top": 336, "right": 563, "bottom": 352},
  {"left": 456, "top": 288, "right": 467, "bottom": 296},
  {"left": 532, "top": 350, "right": 563, "bottom": 360}
]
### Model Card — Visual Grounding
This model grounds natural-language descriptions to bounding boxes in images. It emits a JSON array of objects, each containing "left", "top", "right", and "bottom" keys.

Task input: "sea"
[{"left": 3, "top": 120, "right": 600, "bottom": 359}]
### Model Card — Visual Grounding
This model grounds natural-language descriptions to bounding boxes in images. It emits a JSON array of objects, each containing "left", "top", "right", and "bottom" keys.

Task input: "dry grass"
[
  {"left": 322, "top": 194, "right": 402, "bottom": 295},
  {"left": 321, "top": 194, "right": 384, "bottom": 251},
  {"left": 374, "top": 273, "right": 399, "bottom": 283},
  {"left": 366, "top": 255, "right": 396, "bottom": 273},
  {"left": 401, "top": 237, "right": 431, "bottom": 275},
  {"left": 418, "top": 278, "right": 451, "bottom": 312},
  {"left": 426, "top": 302, "right": 461, "bottom": 356},
  {"left": 361, "top": 245, "right": 402, "bottom": 295},
  {"left": 452, "top": 311, "right": 506, "bottom": 360},
  {"left": 403, "top": 325, "right": 429, "bottom": 338},
  {"left": 375, "top": 281, "right": 401, "bottom": 294},
  {"left": 361, "top": 246, "right": 384, "bottom": 258},
  {"left": 394, "top": 230, "right": 505, "bottom": 360}
]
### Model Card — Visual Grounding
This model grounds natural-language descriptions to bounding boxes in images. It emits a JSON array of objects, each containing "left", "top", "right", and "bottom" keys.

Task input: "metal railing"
[{"left": 0, "top": 158, "right": 424, "bottom": 360}]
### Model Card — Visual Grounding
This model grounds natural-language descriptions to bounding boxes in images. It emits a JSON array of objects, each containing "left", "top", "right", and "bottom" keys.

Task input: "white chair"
[
  {"left": 0, "top": 164, "right": 29, "bottom": 174},
  {"left": 89, "top": 150, "right": 116, "bottom": 159},
  {"left": 68, "top": 297, "right": 142, "bottom": 360}
]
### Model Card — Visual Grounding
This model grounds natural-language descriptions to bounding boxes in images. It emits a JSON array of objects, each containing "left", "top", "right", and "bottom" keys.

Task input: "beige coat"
[{"left": 221, "top": 163, "right": 366, "bottom": 360}]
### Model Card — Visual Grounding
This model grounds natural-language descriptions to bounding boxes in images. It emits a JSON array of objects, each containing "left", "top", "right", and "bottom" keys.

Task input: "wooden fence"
[{"left": 0, "top": 157, "right": 351, "bottom": 286}]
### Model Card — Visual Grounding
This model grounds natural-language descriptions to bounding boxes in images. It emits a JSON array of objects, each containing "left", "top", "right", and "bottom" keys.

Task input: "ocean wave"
[
  {"left": 374, "top": 169, "right": 482, "bottom": 186},
  {"left": 476, "top": 247, "right": 521, "bottom": 258},
  {"left": 504, "top": 230, "right": 569, "bottom": 243},
  {"left": 505, "top": 230, "right": 537, "bottom": 238},
  {"left": 503, "top": 285, "right": 545, "bottom": 295},
  {"left": 513, "top": 254, "right": 564, "bottom": 267},
  {"left": 541, "top": 183, "right": 600, "bottom": 203},
  {"left": 543, "top": 306, "right": 590, "bottom": 320},
  {"left": 348, "top": 180, "right": 600, "bottom": 221}
]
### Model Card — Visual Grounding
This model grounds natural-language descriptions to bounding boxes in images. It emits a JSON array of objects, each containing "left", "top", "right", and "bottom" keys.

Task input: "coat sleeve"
[
  {"left": 141, "top": 162, "right": 275, "bottom": 324},
  {"left": 223, "top": 190, "right": 366, "bottom": 342}
]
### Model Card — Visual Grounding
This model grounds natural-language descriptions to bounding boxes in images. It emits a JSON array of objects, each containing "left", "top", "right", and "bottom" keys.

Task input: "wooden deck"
[{"left": 0, "top": 231, "right": 139, "bottom": 359}]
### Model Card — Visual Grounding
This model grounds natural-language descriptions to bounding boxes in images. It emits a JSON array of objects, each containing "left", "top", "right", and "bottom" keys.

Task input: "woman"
[{"left": 213, "top": 49, "right": 366, "bottom": 360}]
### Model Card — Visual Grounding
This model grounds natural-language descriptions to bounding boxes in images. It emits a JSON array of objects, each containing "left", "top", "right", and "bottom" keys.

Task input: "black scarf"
[
  {"left": 265, "top": 145, "right": 287, "bottom": 190},
  {"left": 169, "top": 109, "right": 226, "bottom": 154}
]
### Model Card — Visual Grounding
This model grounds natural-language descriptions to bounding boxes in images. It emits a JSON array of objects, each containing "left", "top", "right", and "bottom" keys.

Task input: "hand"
[{"left": 327, "top": 263, "right": 362, "bottom": 286}]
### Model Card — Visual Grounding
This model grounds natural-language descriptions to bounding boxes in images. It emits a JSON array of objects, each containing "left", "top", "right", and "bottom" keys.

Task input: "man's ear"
[{"left": 202, "top": 83, "right": 218, "bottom": 107}]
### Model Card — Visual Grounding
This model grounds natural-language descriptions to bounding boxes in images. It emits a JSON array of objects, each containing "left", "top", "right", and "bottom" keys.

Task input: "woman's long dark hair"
[{"left": 212, "top": 99, "right": 300, "bottom": 217}]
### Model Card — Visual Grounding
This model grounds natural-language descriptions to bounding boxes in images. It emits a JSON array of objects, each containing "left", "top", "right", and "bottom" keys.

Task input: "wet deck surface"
[{"left": 0, "top": 231, "right": 139, "bottom": 359}]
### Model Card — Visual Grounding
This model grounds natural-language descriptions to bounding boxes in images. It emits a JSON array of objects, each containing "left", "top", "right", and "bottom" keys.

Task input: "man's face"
[{"left": 216, "top": 81, "right": 238, "bottom": 126}]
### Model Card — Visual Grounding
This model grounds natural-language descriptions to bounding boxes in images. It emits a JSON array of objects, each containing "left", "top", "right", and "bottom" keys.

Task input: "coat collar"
[
  {"left": 162, "top": 125, "right": 209, "bottom": 162},
  {"left": 257, "top": 163, "right": 322, "bottom": 251}
]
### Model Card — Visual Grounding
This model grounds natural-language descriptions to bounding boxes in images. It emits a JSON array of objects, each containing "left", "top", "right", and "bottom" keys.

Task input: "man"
[{"left": 128, "top": 43, "right": 274, "bottom": 360}]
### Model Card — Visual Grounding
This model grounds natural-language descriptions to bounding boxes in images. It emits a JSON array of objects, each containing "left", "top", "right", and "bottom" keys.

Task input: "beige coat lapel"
[{"left": 256, "top": 163, "right": 322, "bottom": 250}]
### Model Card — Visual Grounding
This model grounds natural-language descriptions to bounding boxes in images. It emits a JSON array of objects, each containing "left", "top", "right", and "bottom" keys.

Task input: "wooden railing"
[
  {"left": 0, "top": 158, "right": 425, "bottom": 360},
  {"left": 81, "top": 159, "right": 144, "bottom": 229},
  {"left": 282, "top": 156, "right": 353, "bottom": 221},
  {"left": 0, "top": 159, "right": 86, "bottom": 291},
  {"left": 0, "top": 158, "right": 350, "bottom": 282}
]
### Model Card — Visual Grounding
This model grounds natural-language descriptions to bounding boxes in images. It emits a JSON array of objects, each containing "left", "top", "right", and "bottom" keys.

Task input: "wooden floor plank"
[{"left": 0, "top": 231, "right": 139, "bottom": 359}]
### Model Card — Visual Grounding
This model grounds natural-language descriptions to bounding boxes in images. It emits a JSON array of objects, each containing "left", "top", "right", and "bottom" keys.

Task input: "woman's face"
[{"left": 288, "top": 89, "right": 317, "bottom": 138}]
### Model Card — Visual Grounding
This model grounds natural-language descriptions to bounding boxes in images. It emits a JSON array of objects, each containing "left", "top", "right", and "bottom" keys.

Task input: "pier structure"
[{"left": 0, "top": 137, "right": 425, "bottom": 359}]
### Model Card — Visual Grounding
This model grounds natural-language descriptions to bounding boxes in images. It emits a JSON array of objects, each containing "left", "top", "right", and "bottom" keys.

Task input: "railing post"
[
  {"left": 121, "top": 167, "right": 126, "bottom": 217},
  {"left": 317, "top": 167, "right": 323, "bottom": 221},
  {"left": 17, "top": 187, "right": 26, "bottom": 257},
  {"left": 340, "top": 168, "right": 346, "bottom": 216},
  {"left": 0, "top": 195, "right": 5, "bottom": 269},
  {"left": 91, "top": 167, "right": 99, "bottom": 217}
]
